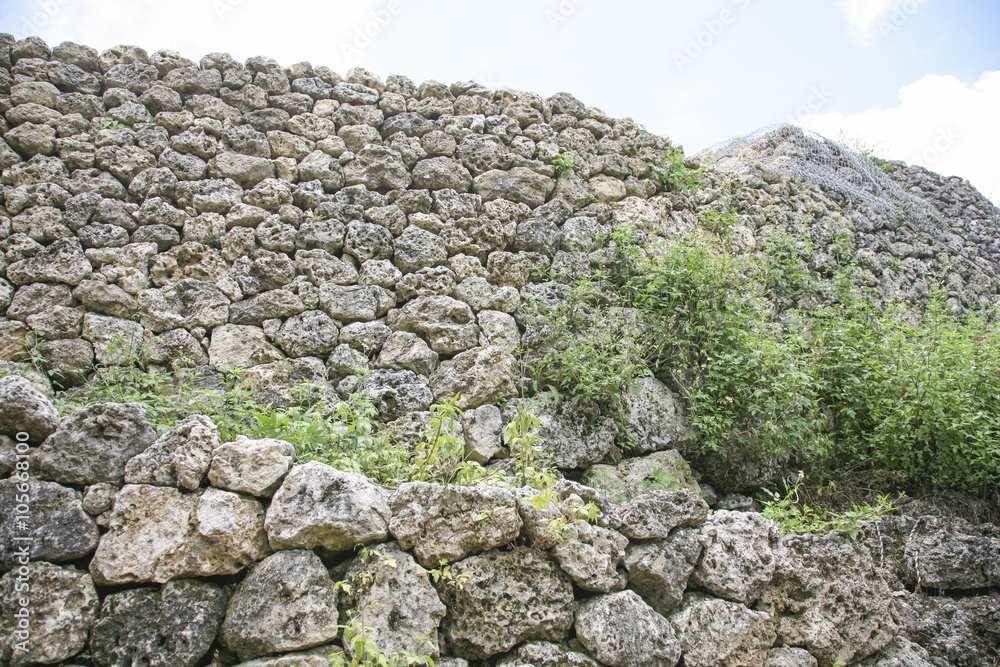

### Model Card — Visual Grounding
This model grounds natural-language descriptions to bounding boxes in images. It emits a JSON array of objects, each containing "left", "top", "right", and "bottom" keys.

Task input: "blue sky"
[{"left": 2, "top": 0, "right": 998, "bottom": 201}]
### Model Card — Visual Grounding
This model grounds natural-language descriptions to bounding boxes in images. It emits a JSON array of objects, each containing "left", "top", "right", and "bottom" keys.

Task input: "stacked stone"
[{"left": 5, "top": 375, "right": 966, "bottom": 667}]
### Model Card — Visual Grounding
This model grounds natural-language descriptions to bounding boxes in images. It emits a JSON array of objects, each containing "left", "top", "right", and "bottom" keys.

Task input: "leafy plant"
[
  {"left": 645, "top": 147, "right": 701, "bottom": 195},
  {"left": 760, "top": 476, "right": 901, "bottom": 540},
  {"left": 551, "top": 153, "right": 576, "bottom": 175},
  {"left": 102, "top": 116, "right": 124, "bottom": 130}
]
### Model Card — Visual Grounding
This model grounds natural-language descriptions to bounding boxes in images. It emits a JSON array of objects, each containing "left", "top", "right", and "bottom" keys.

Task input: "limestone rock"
[
  {"left": 0, "top": 563, "right": 99, "bottom": 667},
  {"left": 625, "top": 527, "right": 703, "bottom": 615},
  {"left": 81, "top": 312, "right": 144, "bottom": 364},
  {"left": 461, "top": 403, "right": 503, "bottom": 463},
  {"left": 32, "top": 402, "right": 156, "bottom": 485},
  {"left": 670, "top": 593, "right": 777, "bottom": 667},
  {"left": 502, "top": 394, "right": 617, "bottom": 469},
  {"left": 343, "top": 145, "right": 412, "bottom": 190},
  {"left": 903, "top": 515, "right": 1000, "bottom": 590},
  {"left": 90, "top": 485, "right": 270, "bottom": 585},
  {"left": 208, "top": 323, "right": 285, "bottom": 373},
  {"left": 356, "top": 368, "right": 434, "bottom": 421},
  {"left": 340, "top": 542, "right": 447, "bottom": 659},
  {"left": 220, "top": 550, "right": 341, "bottom": 661},
  {"left": 617, "top": 489, "right": 710, "bottom": 540},
  {"left": 621, "top": 376, "right": 687, "bottom": 454},
  {"left": 473, "top": 167, "right": 555, "bottom": 207},
  {"left": 0, "top": 477, "right": 99, "bottom": 570},
  {"left": 239, "top": 357, "right": 330, "bottom": 409},
  {"left": 438, "top": 548, "right": 575, "bottom": 660},
  {"left": 390, "top": 295, "right": 478, "bottom": 354},
  {"left": 765, "top": 647, "right": 819, "bottom": 667},
  {"left": 209, "top": 435, "right": 295, "bottom": 497},
  {"left": 266, "top": 460, "right": 391, "bottom": 551},
  {"left": 5, "top": 237, "right": 92, "bottom": 285},
  {"left": 124, "top": 415, "right": 221, "bottom": 490},
  {"left": 319, "top": 283, "right": 395, "bottom": 323},
  {"left": 551, "top": 521, "right": 629, "bottom": 592},
  {"left": 497, "top": 642, "right": 601, "bottom": 667},
  {"left": 582, "top": 450, "right": 703, "bottom": 503},
  {"left": 0, "top": 375, "right": 60, "bottom": 443},
  {"left": 376, "top": 331, "right": 440, "bottom": 376},
  {"left": 691, "top": 510, "right": 781, "bottom": 605},
  {"left": 90, "top": 579, "right": 226, "bottom": 667},
  {"left": 429, "top": 345, "right": 517, "bottom": 410},
  {"left": 274, "top": 309, "right": 340, "bottom": 358},
  {"left": 389, "top": 482, "right": 523, "bottom": 567},
  {"left": 759, "top": 534, "right": 899, "bottom": 667},
  {"left": 232, "top": 646, "right": 344, "bottom": 667},
  {"left": 575, "top": 589, "right": 681, "bottom": 667}
]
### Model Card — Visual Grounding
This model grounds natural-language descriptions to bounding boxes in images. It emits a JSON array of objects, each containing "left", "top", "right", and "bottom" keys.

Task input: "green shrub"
[{"left": 645, "top": 147, "right": 701, "bottom": 194}]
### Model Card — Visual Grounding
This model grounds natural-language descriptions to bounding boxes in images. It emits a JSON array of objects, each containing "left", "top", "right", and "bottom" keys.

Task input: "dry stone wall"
[{"left": 0, "top": 33, "right": 999, "bottom": 667}]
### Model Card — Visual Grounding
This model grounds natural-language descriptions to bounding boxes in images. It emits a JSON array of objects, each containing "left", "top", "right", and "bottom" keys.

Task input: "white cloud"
[
  {"left": 839, "top": 0, "right": 928, "bottom": 43},
  {"left": 798, "top": 71, "right": 1000, "bottom": 204}
]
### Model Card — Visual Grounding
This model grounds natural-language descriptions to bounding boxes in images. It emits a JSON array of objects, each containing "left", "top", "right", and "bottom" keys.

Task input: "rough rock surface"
[
  {"left": 669, "top": 593, "right": 777, "bottom": 667},
  {"left": 575, "top": 589, "right": 681, "bottom": 667},
  {"left": 429, "top": 345, "right": 518, "bottom": 410},
  {"left": 208, "top": 435, "right": 295, "bottom": 497},
  {"left": 582, "top": 449, "right": 704, "bottom": 502},
  {"left": 691, "top": 510, "right": 780, "bottom": 604},
  {"left": 90, "top": 579, "right": 226, "bottom": 667},
  {"left": 220, "top": 549, "right": 340, "bottom": 661},
  {"left": 340, "top": 542, "right": 447, "bottom": 659},
  {"left": 389, "top": 482, "right": 522, "bottom": 567},
  {"left": 550, "top": 521, "right": 629, "bottom": 592},
  {"left": 0, "top": 477, "right": 99, "bottom": 570},
  {"left": 124, "top": 414, "right": 221, "bottom": 490},
  {"left": 621, "top": 376, "right": 688, "bottom": 454},
  {"left": 0, "top": 562, "right": 99, "bottom": 667},
  {"left": 625, "top": 527, "right": 704, "bottom": 615},
  {"left": 497, "top": 642, "right": 600, "bottom": 667},
  {"left": 266, "top": 460, "right": 391, "bottom": 551},
  {"left": 90, "top": 484, "right": 270, "bottom": 584},
  {"left": 438, "top": 548, "right": 575, "bottom": 660},
  {"left": 0, "top": 375, "right": 60, "bottom": 443},
  {"left": 617, "top": 489, "right": 709, "bottom": 540},
  {"left": 502, "top": 394, "right": 617, "bottom": 469},
  {"left": 31, "top": 402, "right": 156, "bottom": 485}
]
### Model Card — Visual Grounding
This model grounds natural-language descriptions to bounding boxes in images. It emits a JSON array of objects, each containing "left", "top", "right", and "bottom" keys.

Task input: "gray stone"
[
  {"left": 394, "top": 225, "right": 448, "bottom": 273},
  {"left": 89, "top": 579, "right": 226, "bottom": 667},
  {"left": 229, "top": 289, "right": 305, "bottom": 325},
  {"left": 233, "top": 646, "right": 344, "bottom": 667},
  {"left": 295, "top": 248, "right": 358, "bottom": 285},
  {"left": 138, "top": 279, "right": 231, "bottom": 333},
  {"left": 501, "top": 394, "right": 617, "bottom": 469},
  {"left": 220, "top": 550, "right": 341, "bottom": 662},
  {"left": 340, "top": 542, "right": 447, "bottom": 659},
  {"left": 124, "top": 415, "right": 221, "bottom": 490},
  {"left": 622, "top": 376, "right": 687, "bottom": 454},
  {"left": 376, "top": 331, "right": 439, "bottom": 376},
  {"left": 141, "top": 328, "right": 209, "bottom": 368},
  {"left": 692, "top": 510, "right": 780, "bottom": 605},
  {"left": 320, "top": 284, "right": 395, "bottom": 323},
  {"left": 412, "top": 156, "right": 473, "bottom": 191},
  {"left": 575, "top": 589, "right": 681, "bottom": 667},
  {"left": 32, "top": 402, "right": 156, "bottom": 485},
  {"left": 760, "top": 534, "right": 899, "bottom": 667},
  {"left": 35, "top": 338, "right": 94, "bottom": 388},
  {"left": 617, "top": 490, "right": 710, "bottom": 540},
  {"left": 497, "top": 642, "right": 600, "bottom": 667},
  {"left": 669, "top": 593, "right": 777, "bottom": 667},
  {"left": 582, "top": 450, "right": 703, "bottom": 503},
  {"left": 90, "top": 485, "right": 270, "bottom": 585},
  {"left": 208, "top": 324, "right": 285, "bottom": 373},
  {"left": 339, "top": 321, "right": 393, "bottom": 354},
  {"left": 625, "top": 527, "right": 703, "bottom": 615},
  {"left": 903, "top": 515, "right": 1000, "bottom": 590},
  {"left": 356, "top": 368, "right": 433, "bottom": 421},
  {"left": 0, "top": 375, "right": 59, "bottom": 443},
  {"left": 551, "top": 521, "right": 629, "bottom": 592},
  {"left": 344, "top": 220, "right": 394, "bottom": 262},
  {"left": 455, "top": 277, "right": 519, "bottom": 312},
  {"left": 461, "top": 404, "right": 503, "bottom": 463},
  {"left": 0, "top": 563, "right": 99, "bottom": 667},
  {"left": 438, "top": 548, "right": 575, "bottom": 660},
  {"left": 429, "top": 345, "right": 518, "bottom": 410},
  {"left": 209, "top": 435, "right": 295, "bottom": 497},
  {"left": 299, "top": 149, "right": 345, "bottom": 190},
  {"left": 5, "top": 237, "right": 92, "bottom": 285},
  {"left": 208, "top": 152, "right": 275, "bottom": 188},
  {"left": 0, "top": 477, "right": 99, "bottom": 569},
  {"left": 265, "top": 460, "right": 391, "bottom": 551},
  {"left": 82, "top": 483, "right": 116, "bottom": 515},
  {"left": 389, "top": 482, "right": 522, "bottom": 568},
  {"left": 765, "top": 647, "right": 819, "bottom": 667},
  {"left": 389, "top": 295, "right": 478, "bottom": 354},
  {"left": 326, "top": 343, "right": 370, "bottom": 380},
  {"left": 343, "top": 145, "right": 412, "bottom": 190},
  {"left": 473, "top": 167, "right": 555, "bottom": 207},
  {"left": 81, "top": 312, "right": 144, "bottom": 364},
  {"left": 396, "top": 265, "right": 456, "bottom": 302},
  {"left": 275, "top": 309, "right": 340, "bottom": 358},
  {"left": 240, "top": 356, "right": 329, "bottom": 408}
]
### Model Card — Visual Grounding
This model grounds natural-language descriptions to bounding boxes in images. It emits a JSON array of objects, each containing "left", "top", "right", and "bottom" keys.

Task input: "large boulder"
[
  {"left": 582, "top": 449, "right": 703, "bottom": 503},
  {"left": 137, "top": 279, "right": 230, "bottom": 332},
  {"left": 340, "top": 542, "right": 447, "bottom": 659},
  {"left": 502, "top": 394, "right": 617, "bottom": 469},
  {"left": 0, "top": 563, "right": 99, "bottom": 667},
  {"left": 389, "top": 295, "right": 478, "bottom": 354},
  {"left": 473, "top": 167, "right": 555, "bottom": 207},
  {"left": 89, "top": 579, "right": 226, "bottom": 667},
  {"left": 429, "top": 345, "right": 518, "bottom": 410},
  {"left": 691, "top": 510, "right": 780, "bottom": 605},
  {"left": 265, "top": 461, "right": 391, "bottom": 552},
  {"left": 759, "top": 534, "right": 899, "bottom": 667},
  {"left": 31, "top": 402, "right": 156, "bottom": 485},
  {"left": 621, "top": 376, "right": 688, "bottom": 454},
  {"left": 208, "top": 435, "right": 295, "bottom": 497},
  {"left": 617, "top": 489, "right": 709, "bottom": 540},
  {"left": 124, "top": 415, "right": 221, "bottom": 490},
  {"left": 575, "top": 589, "right": 681, "bottom": 667},
  {"left": 0, "top": 375, "right": 60, "bottom": 443},
  {"left": 438, "top": 548, "right": 575, "bottom": 660},
  {"left": 0, "top": 477, "right": 99, "bottom": 570},
  {"left": 220, "top": 550, "right": 340, "bottom": 662},
  {"left": 90, "top": 485, "right": 270, "bottom": 585},
  {"left": 669, "top": 593, "right": 777, "bottom": 667},
  {"left": 625, "top": 527, "right": 704, "bottom": 615},
  {"left": 389, "top": 482, "right": 522, "bottom": 567}
]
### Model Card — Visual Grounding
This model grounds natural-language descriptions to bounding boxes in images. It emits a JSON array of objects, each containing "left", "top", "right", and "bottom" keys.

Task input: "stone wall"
[{"left": 0, "top": 33, "right": 999, "bottom": 667}]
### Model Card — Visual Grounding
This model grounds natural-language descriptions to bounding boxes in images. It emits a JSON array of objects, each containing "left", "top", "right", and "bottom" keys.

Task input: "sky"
[{"left": 2, "top": 0, "right": 999, "bottom": 203}]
